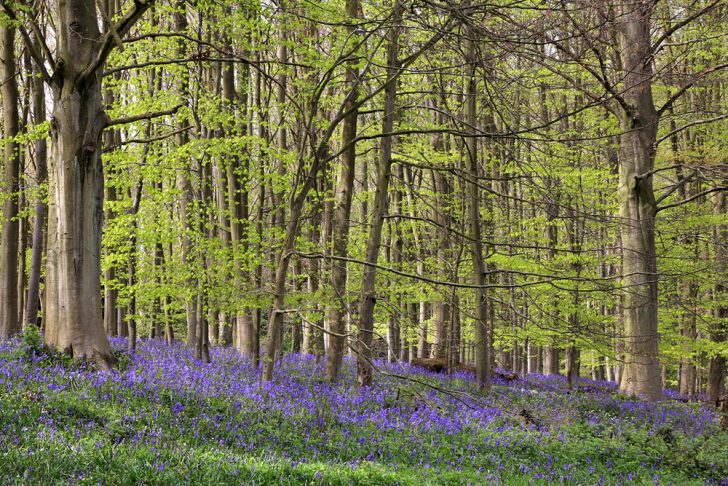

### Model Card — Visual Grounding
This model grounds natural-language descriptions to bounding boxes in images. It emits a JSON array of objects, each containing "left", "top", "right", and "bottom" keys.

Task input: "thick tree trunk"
[
  {"left": 42, "top": 0, "right": 150, "bottom": 365},
  {"left": 44, "top": 0, "right": 125, "bottom": 366},
  {"left": 543, "top": 346, "right": 560, "bottom": 375},
  {"left": 615, "top": 2, "right": 661, "bottom": 400},
  {"left": 0, "top": 24, "right": 21, "bottom": 338}
]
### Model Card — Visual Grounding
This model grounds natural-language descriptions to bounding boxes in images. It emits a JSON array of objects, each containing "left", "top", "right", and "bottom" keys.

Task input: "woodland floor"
[{"left": 0, "top": 334, "right": 726, "bottom": 485}]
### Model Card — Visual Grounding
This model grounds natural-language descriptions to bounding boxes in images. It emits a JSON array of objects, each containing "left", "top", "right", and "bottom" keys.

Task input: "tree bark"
[
  {"left": 464, "top": 21, "right": 490, "bottom": 390},
  {"left": 24, "top": 44, "right": 48, "bottom": 330},
  {"left": 615, "top": 1, "right": 662, "bottom": 400},
  {"left": 44, "top": 0, "right": 153, "bottom": 366},
  {"left": 708, "top": 189, "right": 726, "bottom": 402},
  {"left": 0, "top": 23, "right": 21, "bottom": 338},
  {"left": 326, "top": 0, "right": 361, "bottom": 382},
  {"left": 431, "top": 108, "right": 451, "bottom": 360},
  {"left": 355, "top": 1, "right": 403, "bottom": 387}
]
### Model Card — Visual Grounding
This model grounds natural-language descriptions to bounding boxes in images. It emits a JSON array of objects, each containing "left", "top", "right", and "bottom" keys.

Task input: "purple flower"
[{"left": 171, "top": 402, "right": 184, "bottom": 415}]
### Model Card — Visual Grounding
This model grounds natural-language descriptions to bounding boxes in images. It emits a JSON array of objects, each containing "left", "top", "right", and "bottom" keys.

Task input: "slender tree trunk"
[
  {"left": 708, "top": 189, "right": 726, "bottom": 402},
  {"left": 224, "top": 17, "right": 255, "bottom": 358},
  {"left": 303, "top": 206, "right": 321, "bottom": 355},
  {"left": 24, "top": 39, "right": 48, "bottom": 329},
  {"left": 431, "top": 112, "right": 451, "bottom": 359},
  {"left": 291, "top": 258, "right": 303, "bottom": 352},
  {"left": 0, "top": 23, "right": 21, "bottom": 338},
  {"left": 168, "top": 2, "right": 197, "bottom": 349},
  {"left": 464, "top": 22, "right": 490, "bottom": 390},
  {"left": 126, "top": 178, "right": 143, "bottom": 352},
  {"left": 326, "top": 0, "right": 361, "bottom": 382},
  {"left": 261, "top": 166, "right": 320, "bottom": 381},
  {"left": 196, "top": 155, "right": 212, "bottom": 363},
  {"left": 355, "top": 2, "right": 403, "bottom": 387},
  {"left": 417, "top": 296, "right": 429, "bottom": 358}
]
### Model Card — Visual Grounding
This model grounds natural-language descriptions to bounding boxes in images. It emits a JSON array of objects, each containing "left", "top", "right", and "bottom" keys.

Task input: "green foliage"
[{"left": 18, "top": 325, "right": 43, "bottom": 358}]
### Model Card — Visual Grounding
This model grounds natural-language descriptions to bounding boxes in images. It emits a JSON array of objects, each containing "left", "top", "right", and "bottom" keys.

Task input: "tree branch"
[
  {"left": 657, "top": 186, "right": 728, "bottom": 213},
  {"left": 651, "top": 0, "right": 722, "bottom": 54},
  {"left": 103, "top": 57, "right": 251, "bottom": 77},
  {"left": 105, "top": 104, "right": 183, "bottom": 128},
  {"left": 653, "top": 169, "right": 698, "bottom": 206},
  {"left": 655, "top": 114, "right": 728, "bottom": 146},
  {"left": 0, "top": 3, "right": 52, "bottom": 83},
  {"left": 102, "top": 126, "right": 192, "bottom": 152},
  {"left": 80, "top": 0, "right": 155, "bottom": 81},
  {"left": 657, "top": 62, "right": 728, "bottom": 117}
]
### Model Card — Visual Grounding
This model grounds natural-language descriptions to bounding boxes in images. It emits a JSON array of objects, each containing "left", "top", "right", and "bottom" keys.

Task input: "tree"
[
  {"left": 463, "top": 14, "right": 490, "bottom": 389},
  {"left": 326, "top": 0, "right": 361, "bottom": 383},
  {"left": 0, "top": 19, "right": 20, "bottom": 338},
  {"left": 4, "top": 0, "right": 154, "bottom": 366}
]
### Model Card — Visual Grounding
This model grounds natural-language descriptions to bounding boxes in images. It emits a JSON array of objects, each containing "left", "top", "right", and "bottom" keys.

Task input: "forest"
[{"left": 0, "top": 0, "right": 727, "bottom": 484}]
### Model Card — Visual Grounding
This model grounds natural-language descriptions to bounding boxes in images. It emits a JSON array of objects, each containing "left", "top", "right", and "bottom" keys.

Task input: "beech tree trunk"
[
  {"left": 24, "top": 47, "right": 48, "bottom": 329},
  {"left": 326, "top": 0, "right": 360, "bottom": 382},
  {"left": 40, "top": 0, "right": 151, "bottom": 366},
  {"left": 45, "top": 2, "right": 109, "bottom": 364},
  {"left": 708, "top": 189, "right": 726, "bottom": 402},
  {"left": 431, "top": 108, "right": 451, "bottom": 360},
  {"left": 355, "top": 2, "right": 403, "bottom": 387},
  {"left": 0, "top": 23, "right": 21, "bottom": 337},
  {"left": 464, "top": 21, "right": 490, "bottom": 390},
  {"left": 615, "top": 1, "right": 662, "bottom": 400}
]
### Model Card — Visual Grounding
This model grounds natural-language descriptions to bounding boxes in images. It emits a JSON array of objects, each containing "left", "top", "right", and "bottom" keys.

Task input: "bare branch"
[
  {"left": 102, "top": 126, "right": 192, "bottom": 153},
  {"left": 105, "top": 104, "right": 183, "bottom": 128},
  {"left": 653, "top": 169, "right": 698, "bottom": 206},
  {"left": 657, "top": 186, "right": 728, "bottom": 213},
  {"left": 657, "top": 62, "right": 728, "bottom": 117},
  {"left": 651, "top": 0, "right": 722, "bottom": 54},
  {"left": 80, "top": 0, "right": 155, "bottom": 81},
  {"left": 0, "top": 3, "right": 52, "bottom": 83},
  {"left": 656, "top": 114, "right": 728, "bottom": 146}
]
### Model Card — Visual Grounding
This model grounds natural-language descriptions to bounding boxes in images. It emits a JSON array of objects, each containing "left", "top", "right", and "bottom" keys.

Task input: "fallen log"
[
  {"left": 410, "top": 357, "right": 447, "bottom": 373},
  {"left": 718, "top": 395, "right": 728, "bottom": 429},
  {"left": 409, "top": 358, "right": 519, "bottom": 382}
]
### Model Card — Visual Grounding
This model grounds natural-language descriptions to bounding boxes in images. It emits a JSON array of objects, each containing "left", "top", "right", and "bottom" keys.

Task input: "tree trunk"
[
  {"left": 355, "top": 2, "right": 403, "bottom": 387},
  {"left": 326, "top": 0, "right": 360, "bottom": 382},
  {"left": 543, "top": 346, "right": 560, "bottom": 376},
  {"left": 42, "top": 0, "right": 150, "bottom": 365},
  {"left": 708, "top": 189, "right": 726, "bottom": 402},
  {"left": 464, "top": 22, "right": 490, "bottom": 390},
  {"left": 0, "top": 23, "right": 21, "bottom": 338},
  {"left": 261, "top": 178, "right": 319, "bottom": 380},
  {"left": 24, "top": 35, "right": 48, "bottom": 329},
  {"left": 431, "top": 118, "right": 451, "bottom": 359},
  {"left": 302, "top": 207, "right": 321, "bottom": 355},
  {"left": 615, "top": 2, "right": 661, "bottom": 400}
]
